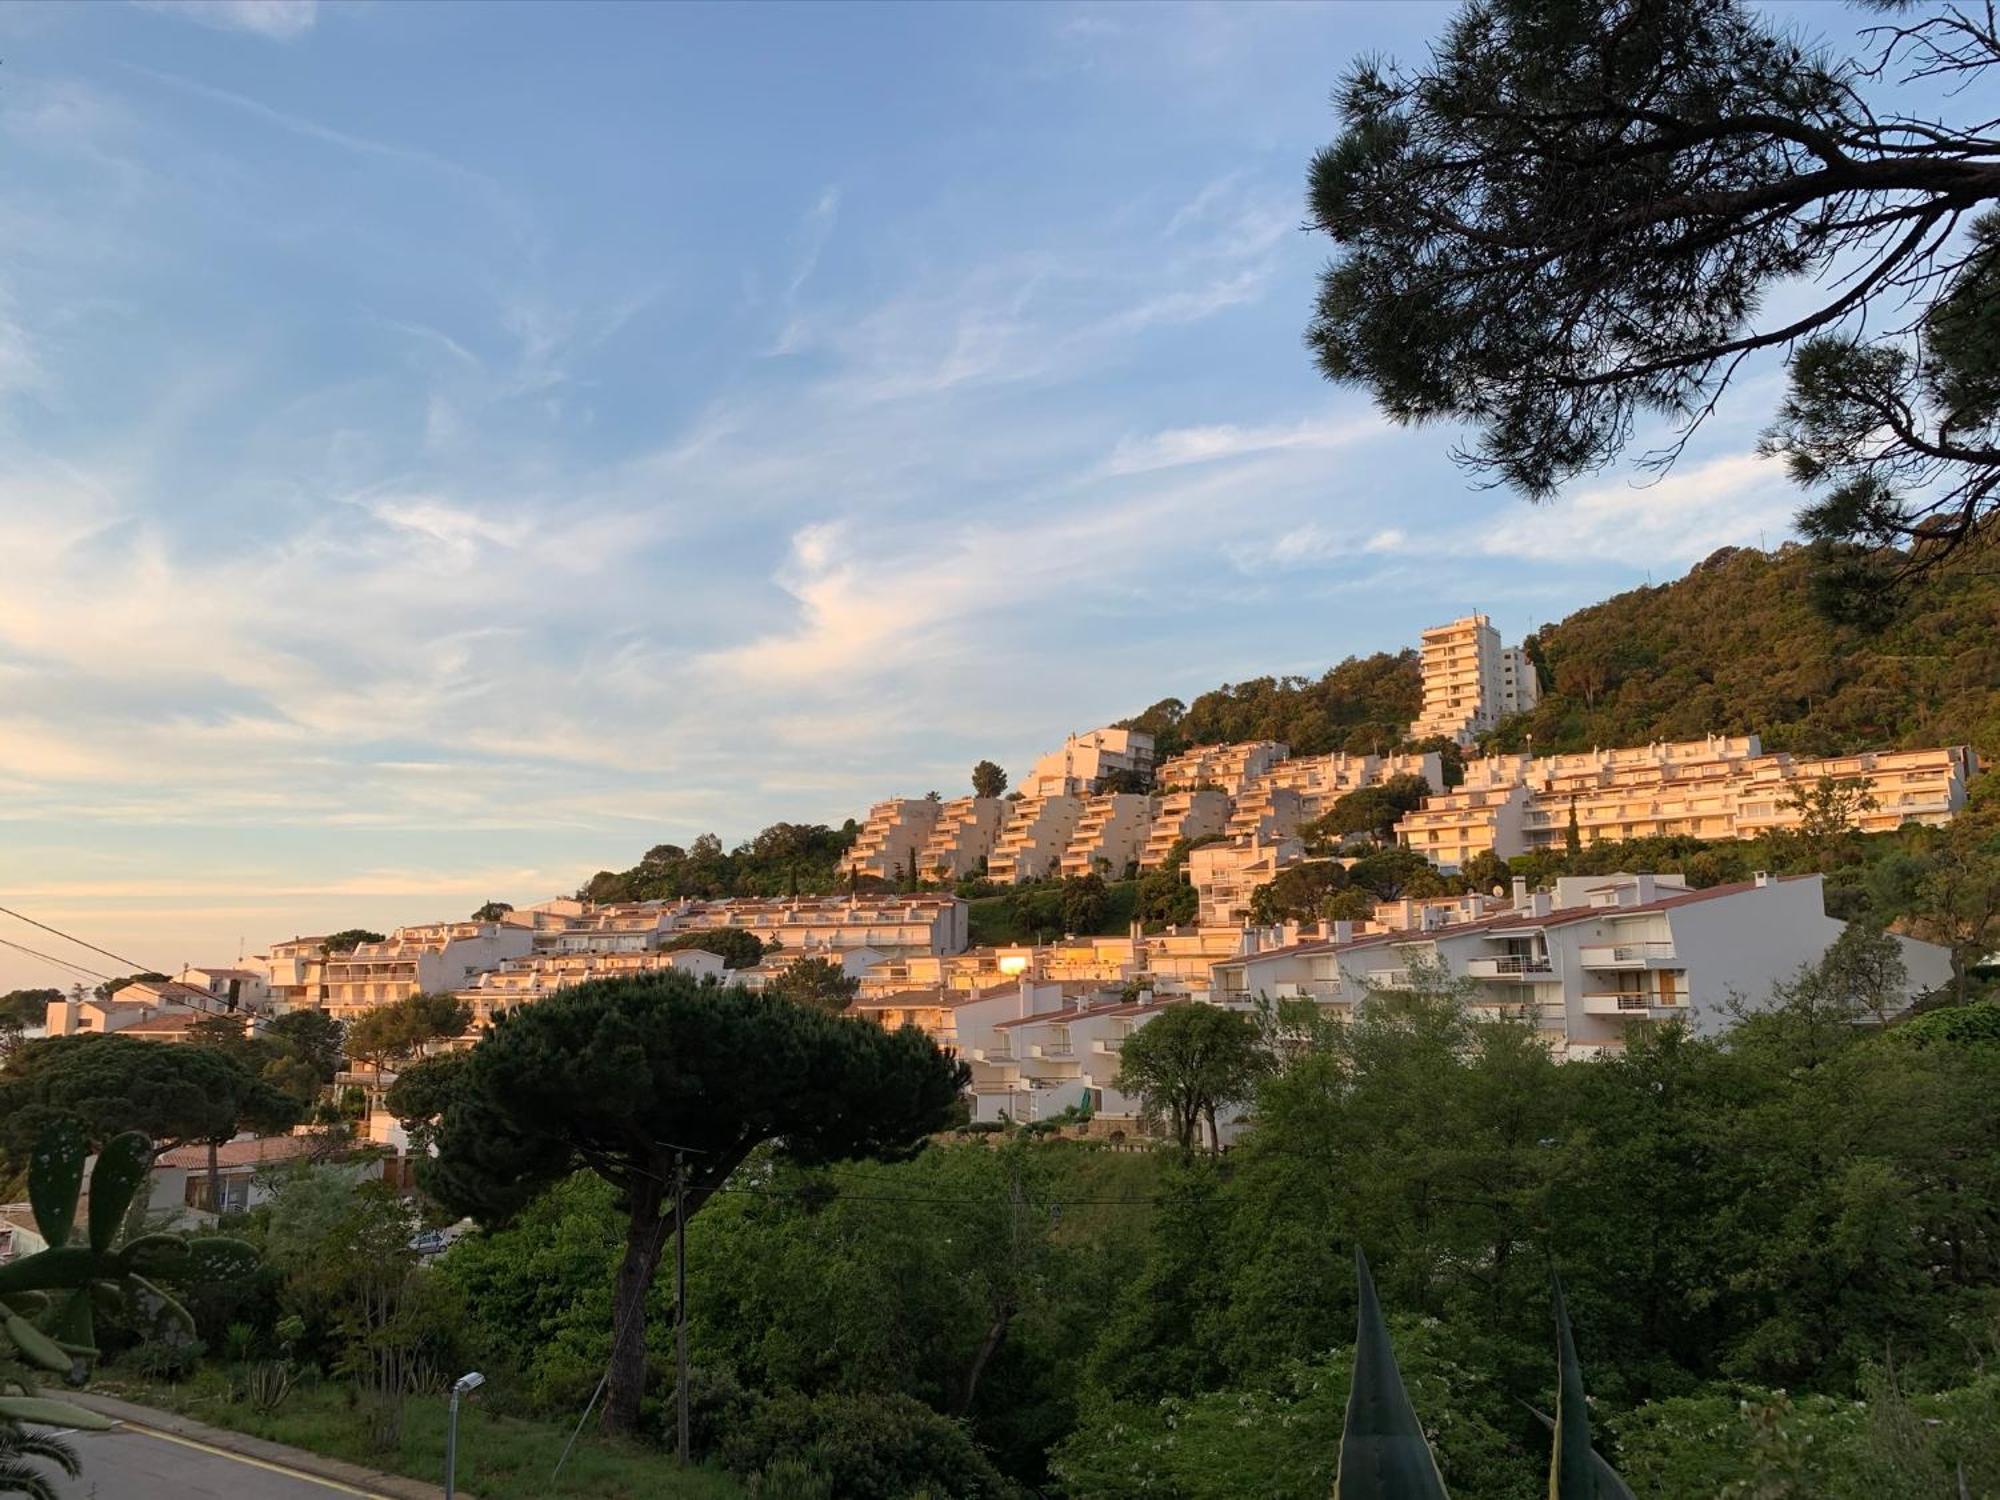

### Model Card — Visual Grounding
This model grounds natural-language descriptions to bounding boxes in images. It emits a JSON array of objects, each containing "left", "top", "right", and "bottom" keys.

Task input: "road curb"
[{"left": 59, "top": 1389, "right": 463, "bottom": 1499}]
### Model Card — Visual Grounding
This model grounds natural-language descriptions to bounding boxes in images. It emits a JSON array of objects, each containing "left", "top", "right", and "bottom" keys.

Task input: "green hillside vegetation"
[
  {"left": 1130, "top": 542, "right": 1999, "bottom": 768},
  {"left": 1491, "top": 542, "right": 2000, "bottom": 762},
  {"left": 1122, "top": 649, "right": 1421, "bottom": 759}
]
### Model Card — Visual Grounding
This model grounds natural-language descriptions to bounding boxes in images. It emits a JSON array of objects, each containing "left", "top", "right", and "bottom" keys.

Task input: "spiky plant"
[
  {"left": 1334, "top": 1247, "right": 1450, "bottom": 1499},
  {"left": 0, "top": 1421, "right": 81, "bottom": 1500},
  {"left": 0, "top": 1118, "right": 262, "bottom": 1497},
  {"left": 1332, "top": 1254, "right": 1637, "bottom": 1499}
]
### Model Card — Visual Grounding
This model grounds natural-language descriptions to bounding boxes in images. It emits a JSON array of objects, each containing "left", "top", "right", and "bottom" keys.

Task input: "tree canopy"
[
  {"left": 664, "top": 927, "right": 765, "bottom": 969},
  {"left": 971, "top": 759, "right": 1008, "bottom": 800},
  {"left": 1114, "top": 1003, "right": 1267, "bottom": 1152},
  {"left": 0, "top": 1033, "right": 299, "bottom": 1171},
  {"left": 321, "top": 930, "right": 383, "bottom": 955},
  {"left": 418, "top": 971, "right": 966, "bottom": 1435},
  {"left": 344, "top": 993, "right": 471, "bottom": 1069},
  {"left": 765, "top": 956, "right": 860, "bottom": 1014},
  {"left": 1307, "top": 0, "right": 2000, "bottom": 609}
]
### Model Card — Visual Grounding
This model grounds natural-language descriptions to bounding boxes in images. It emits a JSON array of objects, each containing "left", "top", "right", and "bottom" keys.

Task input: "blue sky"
[{"left": 0, "top": 0, "right": 1837, "bottom": 987}]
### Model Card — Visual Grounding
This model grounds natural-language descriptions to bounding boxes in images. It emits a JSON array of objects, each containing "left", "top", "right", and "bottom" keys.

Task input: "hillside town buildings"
[{"left": 1408, "top": 614, "right": 1539, "bottom": 744}]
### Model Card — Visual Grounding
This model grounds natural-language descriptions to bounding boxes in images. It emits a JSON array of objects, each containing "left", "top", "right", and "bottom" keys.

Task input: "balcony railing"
[
  {"left": 1093, "top": 1037, "right": 1125, "bottom": 1054},
  {"left": 1031, "top": 1043, "right": 1074, "bottom": 1059},
  {"left": 1466, "top": 955, "right": 1552, "bottom": 979},
  {"left": 1579, "top": 941, "right": 1676, "bottom": 968}
]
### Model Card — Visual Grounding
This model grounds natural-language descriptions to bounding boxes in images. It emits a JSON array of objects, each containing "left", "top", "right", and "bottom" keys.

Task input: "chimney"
[
  {"left": 1332, "top": 920, "right": 1354, "bottom": 946},
  {"left": 1634, "top": 873, "right": 1656, "bottom": 904},
  {"left": 1531, "top": 891, "right": 1553, "bottom": 917},
  {"left": 1510, "top": 875, "right": 1528, "bottom": 909},
  {"left": 1753, "top": 870, "right": 1771, "bottom": 888}
]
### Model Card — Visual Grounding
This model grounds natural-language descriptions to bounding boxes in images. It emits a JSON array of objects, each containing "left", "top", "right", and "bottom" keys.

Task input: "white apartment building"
[
  {"left": 1156, "top": 740, "right": 1288, "bottom": 795},
  {"left": 320, "top": 920, "right": 534, "bottom": 1020},
  {"left": 1139, "top": 789, "right": 1232, "bottom": 868},
  {"left": 843, "top": 798, "right": 945, "bottom": 883},
  {"left": 919, "top": 797, "right": 1007, "bottom": 880},
  {"left": 1397, "top": 736, "right": 1978, "bottom": 870},
  {"left": 1409, "top": 615, "right": 1538, "bottom": 744},
  {"left": 1060, "top": 794, "right": 1156, "bottom": 880},
  {"left": 664, "top": 894, "right": 968, "bottom": 959},
  {"left": 1021, "top": 727, "right": 1156, "bottom": 798},
  {"left": 1187, "top": 837, "right": 1306, "bottom": 928},
  {"left": 457, "top": 947, "right": 726, "bottom": 1026},
  {"left": 990, "top": 795, "right": 1085, "bottom": 883},
  {"left": 256, "top": 937, "right": 330, "bottom": 1012},
  {"left": 1213, "top": 872, "right": 1953, "bottom": 1059}
]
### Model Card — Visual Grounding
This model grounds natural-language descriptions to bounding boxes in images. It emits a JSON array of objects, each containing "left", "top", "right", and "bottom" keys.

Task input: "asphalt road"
[{"left": 58, "top": 1425, "right": 393, "bottom": 1499}]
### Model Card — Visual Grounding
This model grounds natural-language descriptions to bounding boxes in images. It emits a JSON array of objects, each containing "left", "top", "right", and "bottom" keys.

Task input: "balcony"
[
  {"left": 1581, "top": 992, "right": 1686, "bottom": 1016},
  {"left": 1578, "top": 941, "right": 1677, "bottom": 969},
  {"left": 1466, "top": 954, "right": 1553, "bottom": 980},
  {"left": 1029, "top": 1043, "right": 1075, "bottom": 1059},
  {"left": 1092, "top": 1037, "right": 1126, "bottom": 1055}
]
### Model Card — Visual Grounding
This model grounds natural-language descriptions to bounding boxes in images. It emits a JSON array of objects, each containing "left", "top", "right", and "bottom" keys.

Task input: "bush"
[
  {"left": 719, "top": 1390, "right": 1014, "bottom": 1500},
  {"left": 127, "top": 1334, "right": 207, "bottom": 1383}
]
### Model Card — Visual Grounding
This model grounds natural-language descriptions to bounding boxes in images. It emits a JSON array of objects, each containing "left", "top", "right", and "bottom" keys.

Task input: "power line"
[
  {"left": 0, "top": 936, "right": 110, "bottom": 987},
  {"left": 0, "top": 902, "right": 162, "bottom": 977}
]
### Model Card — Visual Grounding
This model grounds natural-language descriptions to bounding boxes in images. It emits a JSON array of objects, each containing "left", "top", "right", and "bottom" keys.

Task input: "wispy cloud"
[
  {"left": 135, "top": 0, "right": 318, "bottom": 40},
  {"left": 120, "top": 64, "right": 499, "bottom": 196},
  {"left": 1102, "top": 412, "right": 1382, "bottom": 476},
  {"left": 1471, "top": 453, "right": 1798, "bottom": 567}
]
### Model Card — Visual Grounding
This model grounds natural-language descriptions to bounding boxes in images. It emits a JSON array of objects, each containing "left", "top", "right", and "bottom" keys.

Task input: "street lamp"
[{"left": 445, "top": 1371, "right": 485, "bottom": 1500}]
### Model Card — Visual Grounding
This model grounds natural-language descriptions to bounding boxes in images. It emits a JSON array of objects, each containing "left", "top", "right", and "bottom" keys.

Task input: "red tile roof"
[{"left": 156, "top": 1135, "right": 318, "bottom": 1170}]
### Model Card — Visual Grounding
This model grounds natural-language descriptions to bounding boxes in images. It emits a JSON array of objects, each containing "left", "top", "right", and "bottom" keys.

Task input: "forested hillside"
[
  {"left": 1136, "top": 542, "right": 2000, "bottom": 764},
  {"left": 1121, "top": 649, "right": 1421, "bottom": 759},
  {"left": 1497, "top": 543, "right": 2000, "bottom": 761}
]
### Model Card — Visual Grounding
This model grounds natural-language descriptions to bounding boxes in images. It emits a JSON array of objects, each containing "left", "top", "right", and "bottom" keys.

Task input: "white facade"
[{"left": 1213, "top": 873, "right": 1953, "bottom": 1060}]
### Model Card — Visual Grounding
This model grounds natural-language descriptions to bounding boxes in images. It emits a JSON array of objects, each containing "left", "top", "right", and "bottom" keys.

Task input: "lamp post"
[{"left": 445, "top": 1370, "right": 485, "bottom": 1500}]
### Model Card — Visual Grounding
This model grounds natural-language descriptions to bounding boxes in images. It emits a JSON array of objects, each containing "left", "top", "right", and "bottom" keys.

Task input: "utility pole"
[{"left": 674, "top": 1150, "right": 689, "bottom": 1468}]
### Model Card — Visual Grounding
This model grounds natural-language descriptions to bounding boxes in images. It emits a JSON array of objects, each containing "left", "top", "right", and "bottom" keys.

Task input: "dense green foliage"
[
  {"left": 966, "top": 877, "right": 1140, "bottom": 947},
  {"left": 1125, "top": 541, "right": 1998, "bottom": 770},
  {"left": 663, "top": 928, "right": 765, "bottom": 970},
  {"left": 418, "top": 973, "right": 965, "bottom": 1435},
  {"left": 1490, "top": 543, "right": 2000, "bottom": 761},
  {"left": 343, "top": 992, "right": 471, "bottom": 1068},
  {"left": 0, "top": 1034, "right": 298, "bottom": 1174},
  {"left": 0, "top": 993, "right": 57, "bottom": 1032},
  {"left": 1123, "top": 649, "right": 1421, "bottom": 758},
  {"left": 579, "top": 824, "right": 859, "bottom": 904}
]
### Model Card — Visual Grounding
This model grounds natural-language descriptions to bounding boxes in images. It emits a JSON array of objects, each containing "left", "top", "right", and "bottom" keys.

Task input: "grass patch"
[
  {"left": 95, "top": 1368, "right": 743, "bottom": 1500},
  {"left": 967, "top": 878, "right": 1139, "bottom": 947}
]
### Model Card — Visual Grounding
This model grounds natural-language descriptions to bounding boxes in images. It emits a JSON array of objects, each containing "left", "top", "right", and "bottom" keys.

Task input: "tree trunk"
[
  {"left": 954, "top": 1309, "right": 1011, "bottom": 1417},
  {"left": 206, "top": 1138, "right": 223, "bottom": 1217},
  {"left": 604, "top": 1174, "right": 670, "bottom": 1437}
]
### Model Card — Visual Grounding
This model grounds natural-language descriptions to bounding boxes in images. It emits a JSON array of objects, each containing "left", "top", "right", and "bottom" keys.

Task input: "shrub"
[
  {"left": 127, "top": 1334, "right": 207, "bottom": 1383},
  {"left": 719, "top": 1390, "right": 1014, "bottom": 1500}
]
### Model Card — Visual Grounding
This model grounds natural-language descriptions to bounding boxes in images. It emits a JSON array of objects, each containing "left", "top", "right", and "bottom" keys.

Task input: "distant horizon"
[{"left": 0, "top": 0, "right": 1856, "bottom": 989}]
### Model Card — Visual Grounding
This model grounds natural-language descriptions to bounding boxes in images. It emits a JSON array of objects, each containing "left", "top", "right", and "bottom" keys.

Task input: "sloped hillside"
[
  {"left": 1499, "top": 544, "right": 2000, "bottom": 761},
  {"left": 1137, "top": 542, "right": 2000, "bottom": 764},
  {"left": 1121, "top": 649, "right": 1421, "bottom": 759}
]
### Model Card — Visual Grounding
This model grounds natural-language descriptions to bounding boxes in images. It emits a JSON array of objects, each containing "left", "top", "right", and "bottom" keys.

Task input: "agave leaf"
[
  {"left": 1528, "top": 1407, "right": 1635, "bottom": 1500},
  {"left": 44, "top": 1288, "right": 96, "bottom": 1359},
  {"left": 0, "top": 1250, "right": 96, "bottom": 1298},
  {"left": 1335, "top": 1247, "right": 1450, "bottom": 1500},
  {"left": 27, "top": 1122, "right": 88, "bottom": 1252},
  {"left": 1, "top": 1293, "right": 50, "bottom": 1317},
  {"left": 0, "top": 1396, "right": 116, "bottom": 1431},
  {"left": 1, "top": 1314, "right": 70, "bottom": 1376},
  {"left": 86, "top": 1133, "right": 152, "bottom": 1254},
  {"left": 1548, "top": 1274, "right": 1632, "bottom": 1499}
]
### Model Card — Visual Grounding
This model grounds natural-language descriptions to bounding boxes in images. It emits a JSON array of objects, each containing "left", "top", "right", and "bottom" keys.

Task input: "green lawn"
[{"left": 95, "top": 1369, "right": 744, "bottom": 1500}]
